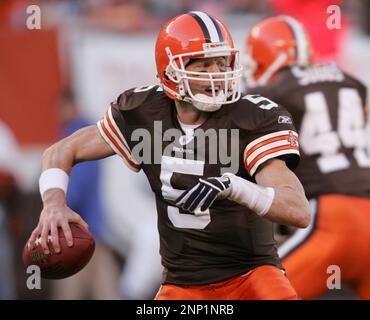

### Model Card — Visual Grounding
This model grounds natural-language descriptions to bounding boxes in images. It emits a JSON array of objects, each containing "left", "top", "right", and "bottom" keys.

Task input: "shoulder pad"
[
  {"left": 114, "top": 85, "right": 164, "bottom": 111},
  {"left": 227, "top": 94, "right": 286, "bottom": 130}
]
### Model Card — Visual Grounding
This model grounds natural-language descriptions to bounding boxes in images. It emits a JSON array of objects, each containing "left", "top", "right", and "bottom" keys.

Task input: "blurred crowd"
[
  {"left": 1, "top": 0, "right": 271, "bottom": 32},
  {"left": 0, "top": 0, "right": 370, "bottom": 300},
  {"left": 1, "top": 0, "right": 368, "bottom": 32}
]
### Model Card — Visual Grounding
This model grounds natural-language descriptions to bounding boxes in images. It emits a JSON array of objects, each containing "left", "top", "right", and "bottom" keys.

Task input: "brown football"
[{"left": 22, "top": 223, "right": 95, "bottom": 279}]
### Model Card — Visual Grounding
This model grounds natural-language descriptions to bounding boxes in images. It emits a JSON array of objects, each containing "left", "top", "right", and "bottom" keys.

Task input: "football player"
[
  {"left": 27, "top": 11, "right": 310, "bottom": 300},
  {"left": 244, "top": 16, "right": 370, "bottom": 299}
]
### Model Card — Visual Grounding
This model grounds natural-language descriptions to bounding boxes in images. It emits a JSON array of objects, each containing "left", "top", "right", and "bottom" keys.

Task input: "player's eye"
[
  {"left": 190, "top": 62, "right": 207, "bottom": 71},
  {"left": 218, "top": 64, "right": 226, "bottom": 72}
]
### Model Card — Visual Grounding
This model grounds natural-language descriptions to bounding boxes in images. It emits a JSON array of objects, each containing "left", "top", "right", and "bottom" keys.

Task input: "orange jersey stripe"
[
  {"left": 105, "top": 111, "right": 130, "bottom": 151},
  {"left": 245, "top": 145, "right": 299, "bottom": 172},
  {"left": 246, "top": 135, "right": 290, "bottom": 158},
  {"left": 100, "top": 120, "right": 140, "bottom": 170}
]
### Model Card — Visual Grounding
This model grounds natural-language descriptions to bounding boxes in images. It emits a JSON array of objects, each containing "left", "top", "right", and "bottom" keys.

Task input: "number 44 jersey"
[
  {"left": 249, "top": 63, "right": 370, "bottom": 199},
  {"left": 97, "top": 85, "right": 300, "bottom": 285}
]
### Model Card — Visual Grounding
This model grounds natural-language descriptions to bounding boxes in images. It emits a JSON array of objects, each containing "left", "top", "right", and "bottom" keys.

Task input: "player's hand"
[
  {"left": 27, "top": 189, "right": 88, "bottom": 254},
  {"left": 176, "top": 175, "right": 231, "bottom": 213}
]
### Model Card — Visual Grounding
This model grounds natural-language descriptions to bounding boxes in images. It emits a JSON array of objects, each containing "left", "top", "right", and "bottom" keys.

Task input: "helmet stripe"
[
  {"left": 281, "top": 16, "right": 310, "bottom": 66},
  {"left": 208, "top": 15, "right": 224, "bottom": 42},
  {"left": 189, "top": 11, "right": 221, "bottom": 43}
]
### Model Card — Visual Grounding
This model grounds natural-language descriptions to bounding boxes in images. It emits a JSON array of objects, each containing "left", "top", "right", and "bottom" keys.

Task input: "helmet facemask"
[
  {"left": 164, "top": 44, "right": 242, "bottom": 112},
  {"left": 242, "top": 49, "right": 289, "bottom": 88}
]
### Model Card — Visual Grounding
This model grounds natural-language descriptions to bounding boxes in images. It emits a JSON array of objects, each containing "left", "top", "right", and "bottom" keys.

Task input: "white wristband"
[
  {"left": 39, "top": 168, "right": 69, "bottom": 199},
  {"left": 223, "top": 173, "right": 275, "bottom": 216}
]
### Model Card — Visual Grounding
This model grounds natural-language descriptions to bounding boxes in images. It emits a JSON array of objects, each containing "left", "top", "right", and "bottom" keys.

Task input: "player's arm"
[
  {"left": 254, "top": 158, "right": 310, "bottom": 227},
  {"left": 227, "top": 158, "right": 312, "bottom": 228},
  {"left": 176, "top": 160, "right": 311, "bottom": 228},
  {"left": 28, "top": 125, "right": 114, "bottom": 254}
]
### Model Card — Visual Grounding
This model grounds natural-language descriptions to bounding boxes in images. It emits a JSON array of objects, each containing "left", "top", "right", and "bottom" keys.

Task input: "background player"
[
  {"left": 244, "top": 15, "right": 370, "bottom": 299},
  {"left": 27, "top": 11, "right": 310, "bottom": 300}
]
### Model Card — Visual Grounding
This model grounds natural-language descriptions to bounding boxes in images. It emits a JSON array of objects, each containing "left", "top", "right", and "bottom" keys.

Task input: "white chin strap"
[{"left": 191, "top": 91, "right": 226, "bottom": 112}]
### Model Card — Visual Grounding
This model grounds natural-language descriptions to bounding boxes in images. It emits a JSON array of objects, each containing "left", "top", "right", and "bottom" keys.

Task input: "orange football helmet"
[
  {"left": 155, "top": 11, "right": 242, "bottom": 112},
  {"left": 243, "top": 16, "right": 312, "bottom": 87}
]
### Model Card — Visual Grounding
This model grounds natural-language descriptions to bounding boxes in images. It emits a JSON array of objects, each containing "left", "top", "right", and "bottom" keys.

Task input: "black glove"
[{"left": 176, "top": 175, "right": 231, "bottom": 213}]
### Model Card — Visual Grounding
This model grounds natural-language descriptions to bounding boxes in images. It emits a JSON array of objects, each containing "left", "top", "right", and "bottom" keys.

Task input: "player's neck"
[{"left": 175, "top": 100, "right": 209, "bottom": 125}]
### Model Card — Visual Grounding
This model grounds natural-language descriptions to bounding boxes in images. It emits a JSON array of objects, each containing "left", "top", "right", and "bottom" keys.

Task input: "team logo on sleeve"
[{"left": 288, "top": 130, "right": 299, "bottom": 147}]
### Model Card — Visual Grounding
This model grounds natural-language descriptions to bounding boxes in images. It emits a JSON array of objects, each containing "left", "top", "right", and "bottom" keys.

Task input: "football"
[{"left": 22, "top": 223, "right": 95, "bottom": 279}]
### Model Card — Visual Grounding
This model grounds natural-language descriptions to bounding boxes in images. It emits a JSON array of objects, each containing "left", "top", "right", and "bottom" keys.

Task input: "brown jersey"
[
  {"left": 249, "top": 63, "right": 370, "bottom": 199},
  {"left": 97, "top": 85, "right": 300, "bottom": 285}
]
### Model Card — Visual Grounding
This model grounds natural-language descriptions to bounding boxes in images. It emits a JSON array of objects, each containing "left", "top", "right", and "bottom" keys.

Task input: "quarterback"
[{"left": 28, "top": 12, "right": 310, "bottom": 300}]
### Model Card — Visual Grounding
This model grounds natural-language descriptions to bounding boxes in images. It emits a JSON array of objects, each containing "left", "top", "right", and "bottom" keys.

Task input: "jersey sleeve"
[
  {"left": 240, "top": 96, "right": 300, "bottom": 176},
  {"left": 96, "top": 92, "right": 141, "bottom": 172},
  {"left": 343, "top": 72, "right": 368, "bottom": 107}
]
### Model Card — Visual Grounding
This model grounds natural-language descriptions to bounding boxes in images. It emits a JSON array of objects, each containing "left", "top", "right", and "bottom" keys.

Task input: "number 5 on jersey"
[{"left": 160, "top": 156, "right": 211, "bottom": 229}]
